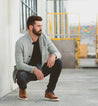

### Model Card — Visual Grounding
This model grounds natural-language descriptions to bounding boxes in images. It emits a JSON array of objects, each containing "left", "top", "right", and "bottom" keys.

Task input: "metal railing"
[{"left": 47, "top": 12, "right": 81, "bottom": 68}]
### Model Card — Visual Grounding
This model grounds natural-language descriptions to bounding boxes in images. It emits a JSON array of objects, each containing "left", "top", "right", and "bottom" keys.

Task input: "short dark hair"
[{"left": 27, "top": 15, "right": 43, "bottom": 29}]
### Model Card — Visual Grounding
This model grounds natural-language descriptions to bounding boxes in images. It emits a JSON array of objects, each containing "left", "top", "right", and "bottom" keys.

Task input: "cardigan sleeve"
[{"left": 15, "top": 40, "right": 35, "bottom": 73}]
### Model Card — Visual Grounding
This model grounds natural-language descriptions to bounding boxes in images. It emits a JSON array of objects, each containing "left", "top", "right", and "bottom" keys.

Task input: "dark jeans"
[{"left": 16, "top": 59, "right": 62, "bottom": 93}]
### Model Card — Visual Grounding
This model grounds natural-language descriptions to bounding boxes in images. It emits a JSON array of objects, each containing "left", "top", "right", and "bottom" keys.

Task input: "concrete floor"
[{"left": 0, "top": 69, "right": 98, "bottom": 106}]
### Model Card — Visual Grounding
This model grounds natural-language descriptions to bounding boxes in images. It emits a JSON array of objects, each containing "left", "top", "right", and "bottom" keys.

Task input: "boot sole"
[
  {"left": 18, "top": 97, "right": 28, "bottom": 100},
  {"left": 44, "top": 97, "right": 60, "bottom": 101}
]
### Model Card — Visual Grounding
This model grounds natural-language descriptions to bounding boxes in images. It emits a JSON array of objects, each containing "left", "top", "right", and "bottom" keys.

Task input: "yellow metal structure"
[
  {"left": 48, "top": 13, "right": 81, "bottom": 68},
  {"left": 96, "top": 15, "right": 98, "bottom": 63}
]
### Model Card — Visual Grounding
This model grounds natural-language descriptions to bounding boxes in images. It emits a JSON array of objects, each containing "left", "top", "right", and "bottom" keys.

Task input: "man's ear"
[{"left": 29, "top": 25, "right": 33, "bottom": 30}]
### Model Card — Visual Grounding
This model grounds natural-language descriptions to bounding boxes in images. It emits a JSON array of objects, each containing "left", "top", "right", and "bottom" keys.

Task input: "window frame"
[{"left": 20, "top": 0, "right": 37, "bottom": 33}]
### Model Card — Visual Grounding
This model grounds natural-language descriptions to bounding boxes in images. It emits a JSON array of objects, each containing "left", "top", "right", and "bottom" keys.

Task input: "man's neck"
[{"left": 29, "top": 30, "right": 39, "bottom": 42}]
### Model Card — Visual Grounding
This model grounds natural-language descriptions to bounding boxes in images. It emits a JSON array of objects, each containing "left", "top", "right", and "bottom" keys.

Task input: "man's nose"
[{"left": 40, "top": 27, "right": 42, "bottom": 31}]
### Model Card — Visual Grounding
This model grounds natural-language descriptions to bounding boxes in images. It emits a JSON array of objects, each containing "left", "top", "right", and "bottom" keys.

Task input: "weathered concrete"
[{"left": 0, "top": 69, "right": 98, "bottom": 106}]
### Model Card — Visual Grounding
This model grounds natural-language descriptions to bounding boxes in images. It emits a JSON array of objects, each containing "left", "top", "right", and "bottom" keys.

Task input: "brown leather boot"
[
  {"left": 45, "top": 92, "right": 60, "bottom": 101},
  {"left": 18, "top": 88, "right": 28, "bottom": 100}
]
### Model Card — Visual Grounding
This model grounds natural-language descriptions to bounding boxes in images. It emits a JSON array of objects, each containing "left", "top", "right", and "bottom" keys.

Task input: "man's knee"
[
  {"left": 55, "top": 59, "right": 63, "bottom": 69},
  {"left": 16, "top": 71, "right": 28, "bottom": 83}
]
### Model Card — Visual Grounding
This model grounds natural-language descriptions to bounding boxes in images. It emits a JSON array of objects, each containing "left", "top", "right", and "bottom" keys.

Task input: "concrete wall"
[
  {"left": 0, "top": 0, "right": 22, "bottom": 98},
  {"left": 52, "top": 40, "right": 77, "bottom": 68},
  {"left": 0, "top": 0, "right": 9, "bottom": 98},
  {"left": 0, "top": 0, "right": 46, "bottom": 98}
]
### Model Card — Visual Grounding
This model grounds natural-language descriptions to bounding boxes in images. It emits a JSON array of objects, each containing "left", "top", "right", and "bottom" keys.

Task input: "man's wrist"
[
  {"left": 33, "top": 67, "right": 37, "bottom": 73},
  {"left": 52, "top": 54, "right": 57, "bottom": 59}
]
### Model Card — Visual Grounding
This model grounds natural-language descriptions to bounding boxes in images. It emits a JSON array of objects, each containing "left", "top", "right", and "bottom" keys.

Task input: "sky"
[{"left": 65, "top": 0, "right": 98, "bottom": 25}]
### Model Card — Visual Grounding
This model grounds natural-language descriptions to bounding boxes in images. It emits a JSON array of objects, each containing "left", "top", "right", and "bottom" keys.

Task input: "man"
[{"left": 13, "top": 15, "right": 62, "bottom": 101}]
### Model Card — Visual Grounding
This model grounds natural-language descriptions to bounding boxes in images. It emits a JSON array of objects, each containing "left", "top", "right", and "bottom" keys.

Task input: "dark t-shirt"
[{"left": 28, "top": 38, "right": 42, "bottom": 66}]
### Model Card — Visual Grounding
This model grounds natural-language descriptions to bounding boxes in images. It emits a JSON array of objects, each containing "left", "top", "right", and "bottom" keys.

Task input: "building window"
[{"left": 20, "top": 0, "right": 37, "bottom": 33}]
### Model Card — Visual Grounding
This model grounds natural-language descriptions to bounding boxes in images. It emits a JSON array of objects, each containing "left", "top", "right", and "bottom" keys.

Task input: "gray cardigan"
[{"left": 13, "top": 31, "right": 61, "bottom": 83}]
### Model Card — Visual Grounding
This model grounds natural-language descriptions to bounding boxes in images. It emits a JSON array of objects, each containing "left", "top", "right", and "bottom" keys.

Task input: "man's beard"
[{"left": 32, "top": 28, "right": 42, "bottom": 37}]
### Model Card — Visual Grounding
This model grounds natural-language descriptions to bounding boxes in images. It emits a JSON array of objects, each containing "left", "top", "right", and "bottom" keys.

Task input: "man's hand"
[
  {"left": 33, "top": 67, "right": 44, "bottom": 80},
  {"left": 46, "top": 54, "right": 56, "bottom": 68}
]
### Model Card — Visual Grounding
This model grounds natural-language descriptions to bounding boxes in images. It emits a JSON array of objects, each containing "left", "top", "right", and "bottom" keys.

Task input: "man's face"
[{"left": 32, "top": 21, "right": 42, "bottom": 36}]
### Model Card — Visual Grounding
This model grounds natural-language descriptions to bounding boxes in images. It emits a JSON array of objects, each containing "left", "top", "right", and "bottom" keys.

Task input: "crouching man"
[{"left": 13, "top": 15, "right": 62, "bottom": 101}]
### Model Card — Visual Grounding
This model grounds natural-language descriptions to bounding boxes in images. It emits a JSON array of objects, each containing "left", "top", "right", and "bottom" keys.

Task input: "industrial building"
[{"left": 0, "top": 0, "right": 98, "bottom": 105}]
